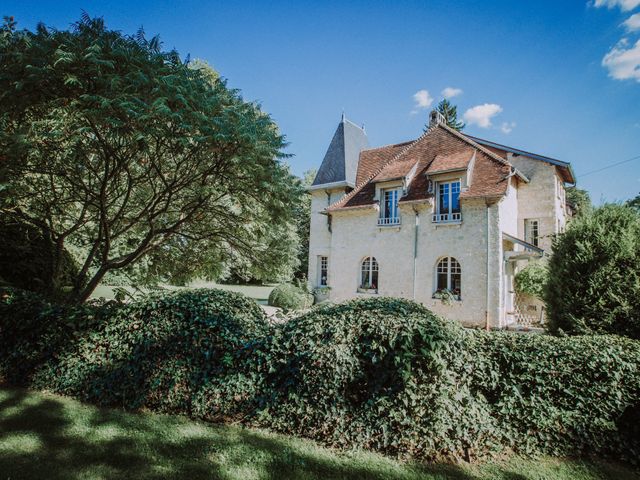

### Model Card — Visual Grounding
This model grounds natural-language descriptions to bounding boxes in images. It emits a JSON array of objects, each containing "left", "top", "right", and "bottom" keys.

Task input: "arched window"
[
  {"left": 436, "top": 257, "right": 461, "bottom": 298},
  {"left": 360, "top": 257, "right": 379, "bottom": 292}
]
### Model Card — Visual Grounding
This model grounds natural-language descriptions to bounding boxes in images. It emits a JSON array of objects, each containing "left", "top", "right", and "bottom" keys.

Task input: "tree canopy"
[
  {"left": 0, "top": 15, "right": 301, "bottom": 302},
  {"left": 566, "top": 186, "right": 592, "bottom": 216}
]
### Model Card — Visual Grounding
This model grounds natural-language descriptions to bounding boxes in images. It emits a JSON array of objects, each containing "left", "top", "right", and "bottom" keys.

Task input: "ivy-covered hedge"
[{"left": 1, "top": 292, "right": 639, "bottom": 462}]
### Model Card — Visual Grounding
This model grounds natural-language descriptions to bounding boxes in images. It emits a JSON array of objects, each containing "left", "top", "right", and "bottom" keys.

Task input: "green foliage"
[
  {"left": 545, "top": 204, "right": 640, "bottom": 338},
  {"left": 425, "top": 99, "right": 464, "bottom": 132},
  {"left": 513, "top": 262, "right": 547, "bottom": 299},
  {"left": 0, "top": 220, "right": 78, "bottom": 299},
  {"left": 29, "top": 289, "right": 268, "bottom": 419},
  {"left": 268, "top": 283, "right": 313, "bottom": 312},
  {"left": 566, "top": 186, "right": 592, "bottom": 216},
  {"left": 628, "top": 192, "right": 640, "bottom": 213},
  {"left": 471, "top": 332, "right": 640, "bottom": 459},
  {"left": 1, "top": 293, "right": 639, "bottom": 462},
  {"left": 293, "top": 169, "right": 316, "bottom": 279},
  {"left": 0, "top": 15, "right": 300, "bottom": 302}
]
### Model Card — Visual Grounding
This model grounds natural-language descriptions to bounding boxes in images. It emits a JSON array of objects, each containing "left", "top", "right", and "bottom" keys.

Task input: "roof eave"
[{"left": 308, "top": 180, "right": 355, "bottom": 191}]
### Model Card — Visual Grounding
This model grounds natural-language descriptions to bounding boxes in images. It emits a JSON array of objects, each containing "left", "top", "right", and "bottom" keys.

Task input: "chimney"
[{"left": 429, "top": 109, "right": 445, "bottom": 129}]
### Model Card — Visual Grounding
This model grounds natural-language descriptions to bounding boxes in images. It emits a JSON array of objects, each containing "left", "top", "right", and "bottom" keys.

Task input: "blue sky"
[{"left": 4, "top": 0, "right": 640, "bottom": 202}]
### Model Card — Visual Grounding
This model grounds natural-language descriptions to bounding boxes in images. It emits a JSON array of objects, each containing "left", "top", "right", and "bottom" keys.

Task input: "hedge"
[
  {"left": 268, "top": 283, "right": 313, "bottom": 312},
  {"left": 1, "top": 292, "right": 639, "bottom": 462}
]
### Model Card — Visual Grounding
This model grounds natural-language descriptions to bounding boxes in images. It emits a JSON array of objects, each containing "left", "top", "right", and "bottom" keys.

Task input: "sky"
[{"left": 4, "top": 0, "right": 640, "bottom": 203}]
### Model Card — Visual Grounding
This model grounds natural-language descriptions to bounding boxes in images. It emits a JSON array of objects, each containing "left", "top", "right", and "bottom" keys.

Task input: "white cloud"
[
  {"left": 602, "top": 38, "right": 640, "bottom": 82},
  {"left": 463, "top": 103, "right": 503, "bottom": 128},
  {"left": 501, "top": 122, "right": 516, "bottom": 134},
  {"left": 441, "top": 87, "right": 463, "bottom": 99},
  {"left": 412, "top": 89, "right": 433, "bottom": 111},
  {"left": 593, "top": 0, "right": 640, "bottom": 11},
  {"left": 623, "top": 13, "right": 640, "bottom": 31}
]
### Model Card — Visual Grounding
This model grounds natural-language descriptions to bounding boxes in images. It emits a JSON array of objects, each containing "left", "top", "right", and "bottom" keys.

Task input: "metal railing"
[
  {"left": 432, "top": 212, "right": 462, "bottom": 223},
  {"left": 377, "top": 217, "right": 401, "bottom": 226}
]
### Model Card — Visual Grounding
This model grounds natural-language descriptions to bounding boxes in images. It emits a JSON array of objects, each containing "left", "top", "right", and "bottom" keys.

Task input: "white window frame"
[
  {"left": 378, "top": 188, "right": 401, "bottom": 226},
  {"left": 525, "top": 219, "right": 539, "bottom": 247},
  {"left": 432, "top": 180, "right": 462, "bottom": 223},
  {"left": 318, "top": 256, "right": 328, "bottom": 286},
  {"left": 434, "top": 256, "right": 461, "bottom": 300},
  {"left": 359, "top": 256, "right": 379, "bottom": 292}
]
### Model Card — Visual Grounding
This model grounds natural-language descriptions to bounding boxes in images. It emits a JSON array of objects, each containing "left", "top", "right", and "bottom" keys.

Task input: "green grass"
[{"left": 0, "top": 387, "right": 638, "bottom": 480}]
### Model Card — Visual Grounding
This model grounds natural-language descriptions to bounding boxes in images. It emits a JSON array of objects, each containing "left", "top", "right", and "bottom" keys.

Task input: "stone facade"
[{"left": 308, "top": 116, "right": 573, "bottom": 328}]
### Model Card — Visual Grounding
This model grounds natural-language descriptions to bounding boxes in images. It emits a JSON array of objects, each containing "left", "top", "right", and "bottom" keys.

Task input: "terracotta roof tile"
[
  {"left": 426, "top": 150, "right": 474, "bottom": 174},
  {"left": 327, "top": 124, "right": 513, "bottom": 212}
]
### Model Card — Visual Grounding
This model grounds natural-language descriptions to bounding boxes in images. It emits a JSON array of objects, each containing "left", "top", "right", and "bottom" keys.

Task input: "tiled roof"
[
  {"left": 356, "top": 141, "right": 412, "bottom": 185},
  {"left": 426, "top": 150, "right": 474, "bottom": 174},
  {"left": 326, "top": 123, "right": 512, "bottom": 212},
  {"left": 465, "top": 134, "right": 575, "bottom": 184}
]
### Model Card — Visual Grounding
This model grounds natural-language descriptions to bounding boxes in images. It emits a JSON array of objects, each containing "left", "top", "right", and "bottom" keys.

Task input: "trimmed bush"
[
  {"left": 1, "top": 293, "right": 639, "bottom": 462},
  {"left": 25, "top": 289, "right": 268, "bottom": 419},
  {"left": 268, "top": 283, "right": 313, "bottom": 312},
  {"left": 264, "top": 298, "right": 499, "bottom": 460},
  {"left": 545, "top": 204, "right": 640, "bottom": 338},
  {"left": 470, "top": 332, "right": 640, "bottom": 459}
]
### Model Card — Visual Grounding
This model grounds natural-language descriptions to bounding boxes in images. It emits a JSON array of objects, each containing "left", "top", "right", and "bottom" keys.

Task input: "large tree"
[
  {"left": 628, "top": 192, "right": 640, "bottom": 212},
  {"left": 0, "top": 15, "right": 301, "bottom": 303}
]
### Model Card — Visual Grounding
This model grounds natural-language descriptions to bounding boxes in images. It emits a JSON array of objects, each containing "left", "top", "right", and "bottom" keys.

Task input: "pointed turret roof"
[{"left": 311, "top": 114, "right": 369, "bottom": 188}]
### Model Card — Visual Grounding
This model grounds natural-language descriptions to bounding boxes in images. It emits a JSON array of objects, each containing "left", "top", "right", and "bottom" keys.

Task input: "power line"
[{"left": 578, "top": 154, "right": 640, "bottom": 178}]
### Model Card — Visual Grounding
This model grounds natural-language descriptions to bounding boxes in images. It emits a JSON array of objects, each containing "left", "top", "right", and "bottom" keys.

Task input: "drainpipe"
[
  {"left": 485, "top": 203, "right": 491, "bottom": 331},
  {"left": 412, "top": 207, "right": 420, "bottom": 300}
]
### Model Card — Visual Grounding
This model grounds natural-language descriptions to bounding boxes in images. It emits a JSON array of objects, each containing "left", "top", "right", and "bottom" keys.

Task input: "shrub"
[
  {"left": 470, "top": 332, "right": 640, "bottom": 459},
  {"left": 545, "top": 204, "right": 640, "bottom": 338},
  {"left": 268, "top": 283, "right": 313, "bottom": 312},
  {"left": 1, "top": 293, "right": 639, "bottom": 462},
  {"left": 30, "top": 289, "right": 270, "bottom": 419},
  {"left": 0, "top": 288, "right": 106, "bottom": 384},
  {"left": 514, "top": 262, "right": 547, "bottom": 299},
  {"left": 263, "top": 297, "right": 500, "bottom": 459}
]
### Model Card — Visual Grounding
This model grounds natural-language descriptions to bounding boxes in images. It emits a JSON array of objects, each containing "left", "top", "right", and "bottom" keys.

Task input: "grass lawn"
[
  {"left": 91, "top": 281, "right": 275, "bottom": 304},
  {"left": 0, "top": 387, "right": 638, "bottom": 480}
]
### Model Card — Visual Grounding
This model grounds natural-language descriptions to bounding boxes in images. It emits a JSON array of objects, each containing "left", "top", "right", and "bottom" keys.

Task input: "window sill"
[{"left": 357, "top": 288, "right": 378, "bottom": 295}]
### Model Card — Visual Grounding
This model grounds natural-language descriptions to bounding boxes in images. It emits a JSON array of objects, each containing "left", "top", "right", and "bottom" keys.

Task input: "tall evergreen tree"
[{"left": 436, "top": 99, "right": 465, "bottom": 131}]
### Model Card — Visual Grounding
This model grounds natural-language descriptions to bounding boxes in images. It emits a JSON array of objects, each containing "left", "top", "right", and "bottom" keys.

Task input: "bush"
[
  {"left": 268, "top": 283, "right": 313, "bottom": 312},
  {"left": 264, "top": 298, "right": 499, "bottom": 459},
  {"left": 10, "top": 289, "right": 270, "bottom": 420},
  {"left": 0, "top": 287, "right": 106, "bottom": 384},
  {"left": 545, "top": 204, "right": 640, "bottom": 338},
  {"left": 470, "top": 332, "right": 640, "bottom": 459},
  {"left": 514, "top": 262, "right": 547, "bottom": 299},
  {"left": 1, "top": 293, "right": 639, "bottom": 462}
]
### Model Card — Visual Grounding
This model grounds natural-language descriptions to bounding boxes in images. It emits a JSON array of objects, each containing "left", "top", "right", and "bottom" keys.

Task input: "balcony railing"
[
  {"left": 432, "top": 212, "right": 462, "bottom": 223},
  {"left": 377, "top": 216, "right": 401, "bottom": 226}
]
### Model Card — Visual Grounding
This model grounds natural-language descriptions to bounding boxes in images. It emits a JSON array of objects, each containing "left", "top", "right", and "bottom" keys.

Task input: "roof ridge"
[
  {"left": 326, "top": 126, "right": 437, "bottom": 212},
  {"left": 361, "top": 140, "right": 414, "bottom": 152},
  {"left": 343, "top": 117, "right": 366, "bottom": 132},
  {"left": 437, "top": 123, "right": 514, "bottom": 169},
  {"left": 465, "top": 134, "right": 569, "bottom": 166}
]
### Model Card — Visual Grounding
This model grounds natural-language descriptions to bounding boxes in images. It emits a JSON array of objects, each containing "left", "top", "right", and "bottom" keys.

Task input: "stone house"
[{"left": 307, "top": 111, "right": 575, "bottom": 329}]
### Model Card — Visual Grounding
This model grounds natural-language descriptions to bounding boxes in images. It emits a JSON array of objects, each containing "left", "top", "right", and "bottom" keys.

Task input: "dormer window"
[
  {"left": 378, "top": 188, "right": 401, "bottom": 226},
  {"left": 433, "top": 180, "right": 461, "bottom": 223}
]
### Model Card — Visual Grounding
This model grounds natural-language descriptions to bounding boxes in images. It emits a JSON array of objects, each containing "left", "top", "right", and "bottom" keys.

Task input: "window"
[
  {"left": 525, "top": 219, "right": 539, "bottom": 247},
  {"left": 433, "top": 180, "right": 461, "bottom": 223},
  {"left": 378, "top": 189, "right": 401, "bottom": 225},
  {"left": 359, "top": 257, "right": 379, "bottom": 292},
  {"left": 318, "top": 256, "right": 328, "bottom": 286},
  {"left": 435, "top": 257, "right": 461, "bottom": 299}
]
